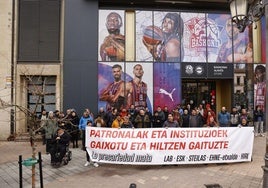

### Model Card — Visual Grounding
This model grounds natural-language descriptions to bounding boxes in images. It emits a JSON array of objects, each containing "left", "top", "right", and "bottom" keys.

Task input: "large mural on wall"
[
  {"left": 136, "top": 11, "right": 184, "bottom": 62},
  {"left": 98, "top": 10, "right": 125, "bottom": 62},
  {"left": 98, "top": 9, "right": 255, "bottom": 112},
  {"left": 214, "top": 15, "right": 252, "bottom": 69},
  {"left": 98, "top": 62, "right": 154, "bottom": 112}
]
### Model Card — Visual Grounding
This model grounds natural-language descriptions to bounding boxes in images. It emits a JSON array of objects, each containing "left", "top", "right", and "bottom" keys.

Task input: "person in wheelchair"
[{"left": 50, "top": 127, "right": 71, "bottom": 167}]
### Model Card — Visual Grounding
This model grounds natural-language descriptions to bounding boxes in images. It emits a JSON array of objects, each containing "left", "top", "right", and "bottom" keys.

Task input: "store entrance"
[{"left": 182, "top": 80, "right": 216, "bottom": 110}]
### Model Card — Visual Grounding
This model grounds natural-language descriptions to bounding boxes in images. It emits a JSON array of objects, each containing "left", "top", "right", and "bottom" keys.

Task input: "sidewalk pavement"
[{"left": 0, "top": 137, "right": 266, "bottom": 188}]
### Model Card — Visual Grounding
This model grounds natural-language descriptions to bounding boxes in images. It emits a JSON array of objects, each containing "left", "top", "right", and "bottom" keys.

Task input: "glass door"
[{"left": 182, "top": 81, "right": 216, "bottom": 110}]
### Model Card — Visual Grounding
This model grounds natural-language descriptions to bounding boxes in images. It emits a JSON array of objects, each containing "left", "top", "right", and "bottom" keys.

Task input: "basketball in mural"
[{"left": 143, "top": 25, "right": 163, "bottom": 45}]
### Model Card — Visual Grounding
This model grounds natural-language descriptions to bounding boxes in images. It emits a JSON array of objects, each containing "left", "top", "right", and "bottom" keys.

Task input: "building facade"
[{"left": 0, "top": 0, "right": 266, "bottom": 140}]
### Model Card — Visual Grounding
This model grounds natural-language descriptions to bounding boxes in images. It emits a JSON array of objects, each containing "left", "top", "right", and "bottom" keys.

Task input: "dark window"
[
  {"left": 237, "top": 76, "right": 241, "bottom": 85},
  {"left": 27, "top": 76, "right": 56, "bottom": 117},
  {"left": 18, "top": 0, "right": 61, "bottom": 61}
]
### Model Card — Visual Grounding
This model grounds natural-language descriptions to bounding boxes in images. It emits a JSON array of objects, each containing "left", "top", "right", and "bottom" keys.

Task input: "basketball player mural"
[
  {"left": 217, "top": 19, "right": 253, "bottom": 65},
  {"left": 143, "top": 12, "right": 184, "bottom": 62},
  {"left": 254, "top": 65, "right": 266, "bottom": 111},
  {"left": 99, "top": 64, "right": 125, "bottom": 111},
  {"left": 100, "top": 12, "right": 125, "bottom": 61},
  {"left": 126, "top": 64, "right": 148, "bottom": 110}
]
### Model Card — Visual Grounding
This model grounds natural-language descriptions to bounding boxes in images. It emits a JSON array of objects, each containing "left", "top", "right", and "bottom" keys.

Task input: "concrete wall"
[{"left": 0, "top": 0, "right": 13, "bottom": 139}]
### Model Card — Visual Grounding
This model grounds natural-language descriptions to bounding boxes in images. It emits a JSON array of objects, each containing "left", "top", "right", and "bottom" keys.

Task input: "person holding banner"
[
  {"left": 163, "top": 113, "right": 179, "bottom": 128},
  {"left": 84, "top": 120, "right": 99, "bottom": 167},
  {"left": 111, "top": 114, "right": 124, "bottom": 128},
  {"left": 206, "top": 116, "right": 218, "bottom": 128},
  {"left": 152, "top": 111, "right": 164, "bottom": 128},
  {"left": 120, "top": 116, "right": 134, "bottom": 128},
  {"left": 238, "top": 118, "right": 249, "bottom": 127},
  {"left": 79, "top": 109, "right": 93, "bottom": 151},
  {"left": 189, "top": 109, "right": 203, "bottom": 127},
  {"left": 106, "top": 108, "right": 118, "bottom": 128},
  {"left": 134, "top": 109, "right": 151, "bottom": 128}
]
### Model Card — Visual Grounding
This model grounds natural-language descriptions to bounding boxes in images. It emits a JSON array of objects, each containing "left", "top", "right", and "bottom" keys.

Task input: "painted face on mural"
[
  {"left": 226, "top": 19, "right": 239, "bottom": 39},
  {"left": 162, "top": 17, "right": 175, "bottom": 34},
  {"left": 106, "top": 12, "right": 122, "bottom": 34},
  {"left": 112, "top": 67, "right": 122, "bottom": 82},
  {"left": 133, "top": 64, "right": 144, "bottom": 79}
]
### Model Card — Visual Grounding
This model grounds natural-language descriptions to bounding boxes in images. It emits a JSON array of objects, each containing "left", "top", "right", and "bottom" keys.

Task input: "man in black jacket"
[{"left": 50, "top": 127, "right": 71, "bottom": 167}]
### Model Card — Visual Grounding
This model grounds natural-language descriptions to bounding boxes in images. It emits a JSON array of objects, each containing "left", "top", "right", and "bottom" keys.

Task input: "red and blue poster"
[{"left": 153, "top": 63, "right": 181, "bottom": 110}]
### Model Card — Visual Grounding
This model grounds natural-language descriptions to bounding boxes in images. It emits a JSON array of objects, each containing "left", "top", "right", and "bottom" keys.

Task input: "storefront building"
[{"left": 0, "top": 0, "right": 266, "bottom": 139}]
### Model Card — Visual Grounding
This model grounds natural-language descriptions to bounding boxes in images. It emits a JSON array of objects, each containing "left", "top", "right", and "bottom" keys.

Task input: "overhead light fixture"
[{"left": 228, "top": 0, "right": 268, "bottom": 32}]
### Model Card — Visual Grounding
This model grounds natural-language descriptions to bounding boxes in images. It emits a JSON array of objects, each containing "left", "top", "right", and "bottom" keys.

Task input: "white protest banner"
[{"left": 86, "top": 127, "right": 254, "bottom": 165}]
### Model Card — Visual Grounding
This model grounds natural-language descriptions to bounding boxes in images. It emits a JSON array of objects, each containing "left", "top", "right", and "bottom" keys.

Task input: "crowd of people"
[
  {"left": 38, "top": 103, "right": 264, "bottom": 167},
  {"left": 85, "top": 103, "right": 262, "bottom": 131}
]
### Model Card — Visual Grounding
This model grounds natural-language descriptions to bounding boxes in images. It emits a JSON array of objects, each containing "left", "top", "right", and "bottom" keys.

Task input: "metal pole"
[
  {"left": 18, "top": 155, "right": 23, "bottom": 188},
  {"left": 263, "top": 1, "right": 268, "bottom": 187},
  {"left": 38, "top": 152, "right": 43, "bottom": 188}
]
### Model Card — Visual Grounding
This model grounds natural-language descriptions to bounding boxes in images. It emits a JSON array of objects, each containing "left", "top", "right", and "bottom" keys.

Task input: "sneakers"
[
  {"left": 93, "top": 162, "right": 99, "bottom": 167},
  {"left": 84, "top": 161, "right": 99, "bottom": 167},
  {"left": 84, "top": 161, "right": 90, "bottom": 167}
]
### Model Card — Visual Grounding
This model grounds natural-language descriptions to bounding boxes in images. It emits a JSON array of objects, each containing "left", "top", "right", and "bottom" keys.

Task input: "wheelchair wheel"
[
  {"left": 63, "top": 157, "right": 69, "bottom": 165},
  {"left": 68, "top": 151, "right": 72, "bottom": 161}
]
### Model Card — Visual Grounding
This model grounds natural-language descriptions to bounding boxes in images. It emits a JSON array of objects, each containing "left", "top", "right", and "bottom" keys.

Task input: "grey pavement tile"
[
  {"left": 7, "top": 182, "right": 19, "bottom": 188},
  {"left": 0, "top": 164, "right": 9, "bottom": 170},
  {"left": 42, "top": 170, "right": 54, "bottom": 176},
  {"left": 22, "top": 173, "right": 32, "bottom": 178}
]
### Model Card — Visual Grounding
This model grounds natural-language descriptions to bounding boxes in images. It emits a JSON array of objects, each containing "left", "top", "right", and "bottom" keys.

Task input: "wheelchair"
[
  {"left": 62, "top": 145, "right": 72, "bottom": 165},
  {"left": 54, "top": 144, "right": 72, "bottom": 166}
]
